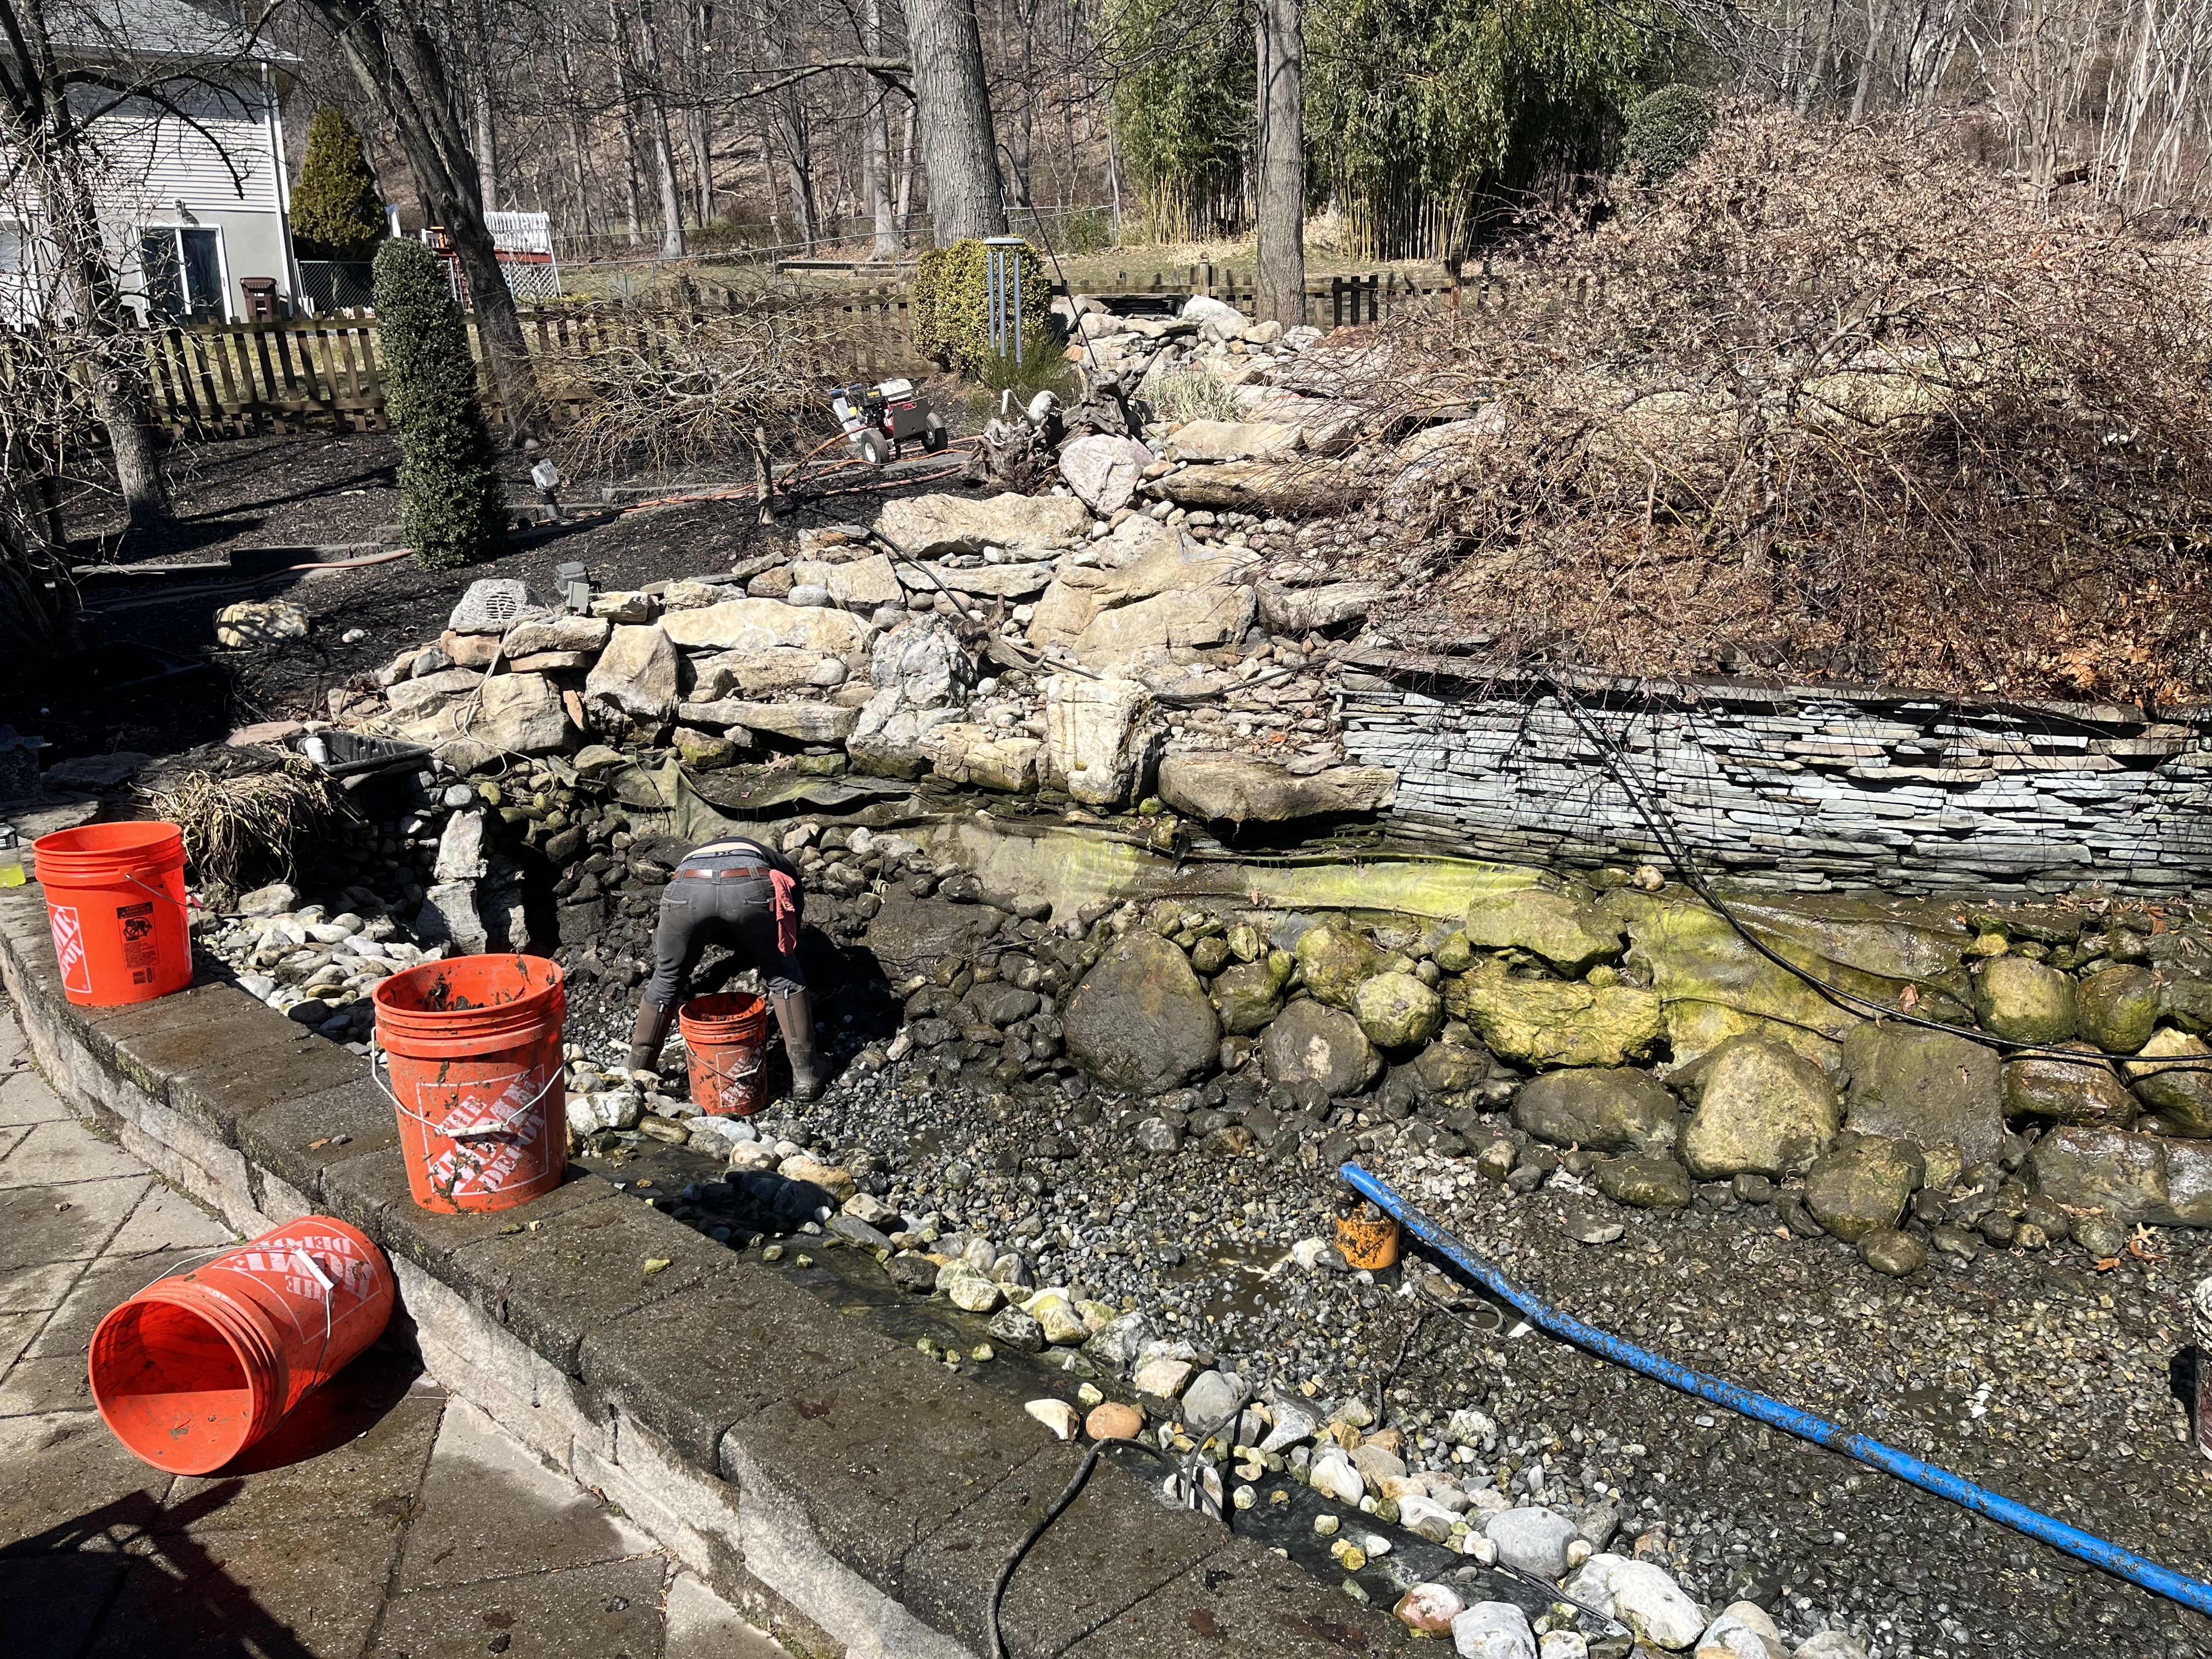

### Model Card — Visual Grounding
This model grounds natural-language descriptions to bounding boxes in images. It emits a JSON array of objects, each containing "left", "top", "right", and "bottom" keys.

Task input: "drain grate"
[{"left": 447, "top": 578, "right": 545, "bottom": 635}]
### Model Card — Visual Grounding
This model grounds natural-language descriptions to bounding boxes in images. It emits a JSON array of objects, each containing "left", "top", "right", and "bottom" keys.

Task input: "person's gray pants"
[{"left": 643, "top": 872, "right": 805, "bottom": 1007}]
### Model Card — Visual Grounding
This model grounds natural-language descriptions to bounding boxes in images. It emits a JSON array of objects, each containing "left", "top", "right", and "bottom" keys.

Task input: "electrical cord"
[{"left": 1541, "top": 673, "right": 2205, "bottom": 1069}]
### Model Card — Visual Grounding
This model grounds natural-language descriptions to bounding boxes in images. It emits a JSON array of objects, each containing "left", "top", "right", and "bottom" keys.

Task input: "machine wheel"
[
  {"left": 856, "top": 430, "right": 891, "bottom": 467},
  {"left": 922, "top": 415, "right": 949, "bottom": 454}
]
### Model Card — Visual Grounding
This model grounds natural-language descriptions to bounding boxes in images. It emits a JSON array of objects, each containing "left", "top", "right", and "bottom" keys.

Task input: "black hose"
[
  {"left": 986, "top": 1436, "right": 1175, "bottom": 1659},
  {"left": 1541, "top": 674, "right": 2198, "bottom": 1069}
]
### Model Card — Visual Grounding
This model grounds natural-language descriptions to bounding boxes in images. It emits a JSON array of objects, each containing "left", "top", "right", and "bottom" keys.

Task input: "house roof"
[{"left": 44, "top": 0, "right": 296, "bottom": 65}]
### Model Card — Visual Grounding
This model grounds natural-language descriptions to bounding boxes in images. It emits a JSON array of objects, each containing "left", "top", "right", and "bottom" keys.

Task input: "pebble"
[
  {"left": 1451, "top": 1600, "right": 1537, "bottom": 1659},
  {"left": 1024, "top": 1398, "right": 1080, "bottom": 1441},
  {"left": 1395, "top": 1582, "right": 1464, "bottom": 1633},
  {"left": 1086, "top": 1402, "right": 1143, "bottom": 1440},
  {"left": 1485, "top": 1507, "right": 1581, "bottom": 1580}
]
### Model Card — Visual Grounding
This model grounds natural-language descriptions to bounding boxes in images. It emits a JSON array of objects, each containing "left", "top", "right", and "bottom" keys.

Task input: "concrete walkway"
[{"left": 0, "top": 998, "right": 785, "bottom": 1659}]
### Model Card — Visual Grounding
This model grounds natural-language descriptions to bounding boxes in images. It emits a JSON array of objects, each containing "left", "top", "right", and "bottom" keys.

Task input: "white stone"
[
  {"left": 1790, "top": 1638, "right": 1870, "bottom": 1659},
  {"left": 1024, "top": 1398, "right": 1081, "bottom": 1441},
  {"left": 1308, "top": 1448, "right": 1364, "bottom": 1506},
  {"left": 874, "top": 492, "right": 1093, "bottom": 556},
  {"left": 1043, "top": 674, "right": 1158, "bottom": 807},
  {"left": 1538, "top": 1633, "right": 1589, "bottom": 1659},
  {"left": 1395, "top": 1493, "right": 1460, "bottom": 1543},
  {"left": 432, "top": 809, "right": 487, "bottom": 882},
  {"left": 1696, "top": 1604, "right": 1785, "bottom": 1659},
  {"left": 1451, "top": 1601, "right": 1537, "bottom": 1659},
  {"left": 1058, "top": 435, "right": 1156, "bottom": 515},
  {"left": 1485, "top": 1508, "right": 1581, "bottom": 1580},
  {"left": 1562, "top": 1555, "right": 1705, "bottom": 1651},
  {"left": 870, "top": 617, "right": 975, "bottom": 708}
]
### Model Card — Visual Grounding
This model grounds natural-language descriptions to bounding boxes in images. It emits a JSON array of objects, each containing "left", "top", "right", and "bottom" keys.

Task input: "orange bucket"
[
  {"left": 33, "top": 821, "right": 193, "bottom": 1007},
  {"left": 1336, "top": 1208, "right": 1402, "bottom": 1271},
  {"left": 88, "top": 1215, "right": 392, "bottom": 1474},
  {"left": 371, "top": 954, "right": 566, "bottom": 1212},
  {"left": 680, "top": 991, "right": 770, "bottom": 1116}
]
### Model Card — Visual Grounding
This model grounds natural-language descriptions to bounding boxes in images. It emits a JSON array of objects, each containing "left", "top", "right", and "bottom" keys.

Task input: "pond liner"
[{"left": 1340, "top": 1161, "right": 2212, "bottom": 1620}]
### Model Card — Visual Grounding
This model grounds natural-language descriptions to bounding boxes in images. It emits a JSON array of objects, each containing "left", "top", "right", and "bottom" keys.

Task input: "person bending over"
[{"left": 628, "top": 833, "right": 827, "bottom": 1101}]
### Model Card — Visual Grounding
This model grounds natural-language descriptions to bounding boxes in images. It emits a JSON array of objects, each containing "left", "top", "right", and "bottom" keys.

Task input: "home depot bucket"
[
  {"left": 87, "top": 1216, "right": 392, "bottom": 1475},
  {"left": 679, "top": 991, "right": 769, "bottom": 1116},
  {"left": 371, "top": 954, "right": 566, "bottom": 1213},
  {"left": 32, "top": 821, "right": 191, "bottom": 1007}
]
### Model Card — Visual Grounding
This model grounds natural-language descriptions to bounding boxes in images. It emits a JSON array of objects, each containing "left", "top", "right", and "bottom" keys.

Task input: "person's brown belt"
[{"left": 673, "top": 863, "right": 771, "bottom": 882}]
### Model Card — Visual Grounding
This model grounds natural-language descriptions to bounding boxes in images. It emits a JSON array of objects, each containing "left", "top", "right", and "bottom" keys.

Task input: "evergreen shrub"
[
  {"left": 291, "top": 108, "right": 386, "bottom": 261},
  {"left": 912, "top": 238, "right": 1052, "bottom": 376},
  {"left": 372, "top": 239, "right": 507, "bottom": 571},
  {"left": 1624, "top": 86, "right": 1719, "bottom": 185}
]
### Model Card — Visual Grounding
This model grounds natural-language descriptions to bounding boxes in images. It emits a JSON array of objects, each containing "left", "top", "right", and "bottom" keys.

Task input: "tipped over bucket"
[
  {"left": 372, "top": 954, "right": 566, "bottom": 1212},
  {"left": 88, "top": 1216, "right": 392, "bottom": 1475},
  {"left": 679, "top": 992, "right": 769, "bottom": 1116},
  {"left": 33, "top": 820, "right": 192, "bottom": 1007}
]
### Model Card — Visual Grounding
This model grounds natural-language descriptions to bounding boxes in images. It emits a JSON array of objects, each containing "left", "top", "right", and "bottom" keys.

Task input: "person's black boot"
[
  {"left": 770, "top": 989, "right": 828, "bottom": 1102},
  {"left": 628, "top": 1000, "right": 673, "bottom": 1081}
]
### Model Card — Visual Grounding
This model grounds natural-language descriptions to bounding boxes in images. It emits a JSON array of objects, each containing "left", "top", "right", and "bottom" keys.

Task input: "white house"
[{"left": 2, "top": 0, "right": 300, "bottom": 324}]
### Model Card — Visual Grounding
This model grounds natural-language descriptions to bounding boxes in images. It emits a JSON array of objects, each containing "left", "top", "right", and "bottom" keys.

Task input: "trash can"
[{"left": 239, "top": 277, "right": 279, "bottom": 321}]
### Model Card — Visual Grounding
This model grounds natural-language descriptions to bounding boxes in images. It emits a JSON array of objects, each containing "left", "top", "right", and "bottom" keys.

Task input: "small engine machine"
[{"left": 832, "top": 377, "right": 949, "bottom": 466}]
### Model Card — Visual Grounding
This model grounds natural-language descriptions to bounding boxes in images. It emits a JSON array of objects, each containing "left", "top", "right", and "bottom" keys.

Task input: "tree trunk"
[
  {"left": 1255, "top": 0, "right": 1305, "bottom": 326},
  {"left": 627, "top": 0, "right": 690, "bottom": 254},
  {"left": 473, "top": 73, "right": 501, "bottom": 211},
  {"left": 307, "top": 0, "right": 541, "bottom": 434},
  {"left": 895, "top": 95, "right": 917, "bottom": 228},
  {"left": 864, "top": 0, "right": 900, "bottom": 257},
  {"left": 906, "top": 0, "right": 1004, "bottom": 241},
  {"left": 1798, "top": 0, "right": 1841, "bottom": 113}
]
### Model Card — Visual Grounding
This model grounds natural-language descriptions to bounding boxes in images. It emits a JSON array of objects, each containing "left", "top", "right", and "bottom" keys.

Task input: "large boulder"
[
  {"left": 865, "top": 894, "right": 1006, "bottom": 971},
  {"left": 1839, "top": 1023, "right": 2005, "bottom": 1165},
  {"left": 1675, "top": 1036, "right": 1840, "bottom": 1178},
  {"left": 1461, "top": 889, "right": 1624, "bottom": 977},
  {"left": 1973, "top": 955, "right": 2076, "bottom": 1043},
  {"left": 1514, "top": 1068, "right": 1680, "bottom": 1153},
  {"left": 1261, "top": 999, "right": 1382, "bottom": 1097},
  {"left": 874, "top": 491, "right": 1092, "bottom": 556},
  {"left": 658, "top": 597, "right": 873, "bottom": 661},
  {"left": 1354, "top": 972, "right": 1443, "bottom": 1051},
  {"left": 1442, "top": 958, "right": 1663, "bottom": 1069},
  {"left": 2075, "top": 965, "right": 2160, "bottom": 1053},
  {"left": 1075, "top": 585, "right": 1255, "bottom": 671},
  {"left": 405, "top": 672, "right": 571, "bottom": 760},
  {"left": 1058, "top": 435, "right": 1155, "bottom": 515},
  {"left": 1152, "top": 458, "right": 1364, "bottom": 514},
  {"left": 1063, "top": 934, "right": 1221, "bottom": 1093},
  {"left": 2029, "top": 1124, "right": 2212, "bottom": 1227},
  {"left": 1043, "top": 674, "right": 1158, "bottom": 808},
  {"left": 1158, "top": 755, "right": 1396, "bottom": 826},
  {"left": 1803, "top": 1135, "right": 1922, "bottom": 1241},
  {"left": 2002, "top": 1049, "right": 2140, "bottom": 1128},
  {"left": 689, "top": 647, "right": 840, "bottom": 699},
  {"left": 386, "top": 667, "right": 482, "bottom": 720},
  {"left": 1256, "top": 580, "right": 1385, "bottom": 635},
  {"left": 1293, "top": 925, "right": 1386, "bottom": 1009},
  {"left": 870, "top": 617, "right": 974, "bottom": 708},
  {"left": 1163, "top": 420, "right": 1301, "bottom": 463},
  {"left": 793, "top": 553, "right": 902, "bottom": 610},
  {"left": 919, "top": 725, "right": 1045, "bottom": 793},
  {"left": 2123, "top": 1027, "right": 2212, "bottom": 1136},
  {"left": 584, "top": 624, "right": 680, "bottom": 726}
]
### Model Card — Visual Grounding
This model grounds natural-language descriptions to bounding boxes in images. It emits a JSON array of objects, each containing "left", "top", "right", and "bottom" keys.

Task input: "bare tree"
[
  {"left": 907, "top": 0, "right": 1003, "bottom": 239},
  {"left": 1255, "top": 0, "right": 1304, "bottom": 325}
]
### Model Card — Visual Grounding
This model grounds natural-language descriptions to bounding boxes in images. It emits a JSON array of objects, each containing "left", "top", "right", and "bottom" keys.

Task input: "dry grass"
[
  {"left": 1328, "top": 106, "right": 2212, "bottom": 707},
  {"left": 142, "top": 758, "right": 355, "bottom": 891}
]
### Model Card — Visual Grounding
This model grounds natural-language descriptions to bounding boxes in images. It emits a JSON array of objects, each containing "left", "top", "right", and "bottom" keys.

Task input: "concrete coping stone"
[{"left": 0, "top": 881, "right": 1410, "bottom": 1658}]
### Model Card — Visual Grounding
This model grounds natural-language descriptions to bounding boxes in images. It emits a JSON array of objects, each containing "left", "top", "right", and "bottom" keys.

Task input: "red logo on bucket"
[
  {"left": 48, "top": 905, "right": 89, "bottom": 995},
  {"left": 418, "top": 1070, "right": 550, "bottom": 1198}
]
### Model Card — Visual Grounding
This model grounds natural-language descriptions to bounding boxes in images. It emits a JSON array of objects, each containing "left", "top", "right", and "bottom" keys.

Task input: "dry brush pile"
[{"left": 1354, "top": 106, "right": 2212, "bottom": 707}]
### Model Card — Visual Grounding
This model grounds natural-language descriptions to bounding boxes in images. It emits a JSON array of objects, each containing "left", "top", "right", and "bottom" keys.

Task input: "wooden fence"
[{"left": 125, "top": 267, "right": 1566, "bottom": 436}]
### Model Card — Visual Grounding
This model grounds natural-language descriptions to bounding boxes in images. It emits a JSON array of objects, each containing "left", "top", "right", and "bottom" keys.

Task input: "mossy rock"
[
  {"left": 1804, "top": 1135, "right": 1923, "bottom": 1242},
  {"left": 2002, "top": 1049, "right": 2140, "bottom": 1129},
  {"left": 1294, "top": 924, "right": 1387, "bottom": 1010},
  {"left": 1210, "top": 960, "right": 1284, "bottom": 1035},
  {"left": 1459, "top": 888, "right": 1624, "bottom": 977},
  {"left": 2075, "top": 965, "right": 2159, "bottom": 1053},
  {"left": 1353, "top": 972, "right": 1443, "bottom": 1051},
  {"left": 1441, "top": 957, "right": 1662, "bottom": 1069},
  {"left": 2123, "top": 1027, "right": 2212, "bottom": 1137},
  {"left": 1593, "top": 1154, "right": 1691, "bottom": 1209},
  {"left": 1412, "top": 1036, "right": 1492, "bottom": 1097},
  {"left": 2158, "top": 970, "right": 2212, "bottom": 1036},
  {"left": 1972, "top": 955, "right": 2076, "bottom": 1043},
  {"left": 1513, "top": 1068, "right": 1679, "bottom": 1153},
  {"left": 1675, "top": 1035, "right": 1840, "bottom": 1178},
  {"left": 1839, "top": 1022, "right": 2005, "bottom": 1166}
]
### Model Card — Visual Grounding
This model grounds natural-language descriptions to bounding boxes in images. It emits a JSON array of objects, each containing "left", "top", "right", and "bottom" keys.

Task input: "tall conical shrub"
[
  {"left": 373, "top": 239, "right": 507, "bottom": 570},
  {"left": 291, "top": 108, "right": 386, "bottom": 261}
]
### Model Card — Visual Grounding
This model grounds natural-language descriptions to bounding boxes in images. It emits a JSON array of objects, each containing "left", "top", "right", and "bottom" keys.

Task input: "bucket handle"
[
  {"left": 369, "top": 1043, "right": 560, "bottom": 1140},
  {"left": 118, "top": 872, "right": 204, "bottom": 913},
  {"left": 131, "top": 1240, "right": 357, "bottom": 1383}
]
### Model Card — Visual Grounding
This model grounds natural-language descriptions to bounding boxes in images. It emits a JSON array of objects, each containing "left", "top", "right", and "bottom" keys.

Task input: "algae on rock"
[
  {"left": 1675, "top": 1035, "right": 1841, "bottom": 1178},
  {"left": 1442, "top": 957, "right": 1662, "bottom": 1069}
]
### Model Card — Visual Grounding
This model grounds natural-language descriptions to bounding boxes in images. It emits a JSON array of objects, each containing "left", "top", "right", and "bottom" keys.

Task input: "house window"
[{"left": 139, "top": 227, "right": 228, "bottom": 321}]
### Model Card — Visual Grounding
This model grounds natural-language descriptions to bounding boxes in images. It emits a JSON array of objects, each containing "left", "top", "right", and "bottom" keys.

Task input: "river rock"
[
  {"left": 1309, "top": 1448, "right": 1365, "bottom": 1505},
  {"left": 1804, "top": 1135, "right": 1922, "bottom": 1240},
  {"left": 1087, "top": 1402, "right": 1144, "bottom": 1440},
  {"left": 2076, "top": 964, "right": 2160, "bottom": 1053},
  {"left": 1355, "top": 972, "right": 1443, "bottom": 1050},
  {"left": 1859, "top": 1227, "right": 1927, "bottom": 1276},
  {"left": 1593, "top": 1155, "right": 1691, "bottom": 1209},
  {"left": 2124, "top": 1027, "right": 2212, "bottom": 1135},
  {"left": 1086, "top": 1311, "right": 1150, "bottom": 1370},
  {"left": 1676, "top": 1036, "right": 1839, "bottom": 1178},
  {"left": 1696, "top": 1604, "right": 1786, "bottom": 1659},
  {"left": 1451, "top": 1601, "right": 1538, "bottom": 1659},
  {"left": 1973, "top": 954, "right": 2075, "bottom": 1042},
  {"left": 1256, "top": 580, "right": 1386, "bottom": 633},
  {"left": 1064, "top": 932, "right": 1221, "bottom": 1092},
  {"left": 1444, "top": 958, "right": 1663, "bottom": 1069},
  {"left": 1561, "top": 1555, "right": 1703, "bottom": 1650},
  {"left": 1513, "top": 1068, "right": 1680, "bottom": 1153},
  {"left": 1395, "top": 1582, "right": 1466, "bottom": 1634},
  {"left": 1181, "top": 1368, "right": 1249, "bottom": 1429},
  {"left": 658, "top": 596, "right": 873, "bottom": 659},
  {"left": 1156, "top": 754, "right": 1396, "bottom": 825},
  {"left": 1792, "top": 1638, "right": 1870, "bottom": 1659},
  {"left": 1486, "top": 1508, "right": 1581, "bottom": 1579},
  {"left": 1043, "top": 674, "right": 1157, "bottom": 806},
  {"left": 1058, "top": 435, "right": 1156, "bottom": 515},
  {"left": 875, "top": 490, "right": 1092, "bottom": 555},
  {"left": 988, "top": 1306, "right": 1047, "bottom": 1352},
  {"left": 1839, "top": 1023, "right": 2005, "bottom": 1165},
  {"left": 1024, "top": 1399, "right": 1080, "bottom": 1441},
  {"left": 1396, "top": 1493, "right": 1462, "bottom": 1542},
  {"left": 1262, "top": 999, "right": 1383, "bottom": 1097},
  {"left": 2002, "top": 1049, "right": 2138, "bottom": 1128},
  {"left": 1211, "top": 960, "right": 1286, "bottom": 1034},
  {"left": 1294, "top": 926, "right": 1388, "bottom": 1009},
  {"left": 1461, "top": 888, "right": 1624, "bottom": 977},
  {"left": 585, "top": 624, "right": 680, "bottom": 726}
]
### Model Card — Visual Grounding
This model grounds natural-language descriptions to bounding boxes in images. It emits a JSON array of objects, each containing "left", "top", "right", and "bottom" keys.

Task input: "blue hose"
[{"left": 1340, "top": 1163, "right": 2212, "bottom": 1619}]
